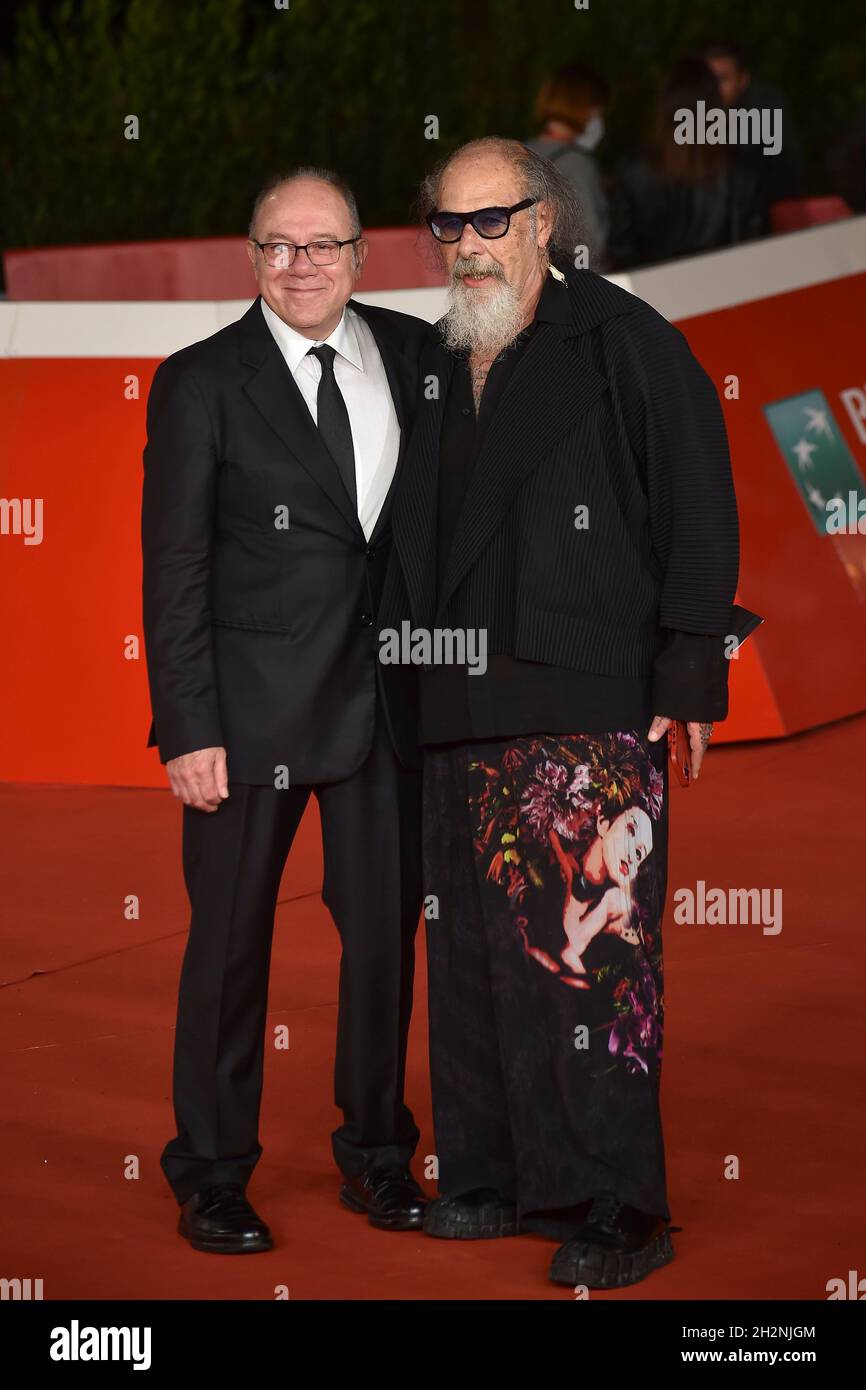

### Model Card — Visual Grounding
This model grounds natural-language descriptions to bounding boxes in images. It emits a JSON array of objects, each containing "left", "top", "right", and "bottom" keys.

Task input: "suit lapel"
[
  {"left": 240, "top": 297, "right": 363, "bottom": 539},
  {"left": 349, "top": 298, "right": 411, "bottom": 437},
  {"left": 348, "top": 297, "right": 412, "bottom": 548},
  {"left": 435, "top": 323, "right": 609, "bottom": 619}
]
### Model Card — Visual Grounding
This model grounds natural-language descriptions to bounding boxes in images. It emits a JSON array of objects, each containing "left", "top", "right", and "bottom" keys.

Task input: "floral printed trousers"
[{"left": 422, "top": 730, "right": 672, "bottom": 1234}]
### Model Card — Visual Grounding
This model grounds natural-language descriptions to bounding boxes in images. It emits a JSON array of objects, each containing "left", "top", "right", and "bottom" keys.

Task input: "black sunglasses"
[{"left": 426, "top": 198, "right": 536, "bottom": 243}]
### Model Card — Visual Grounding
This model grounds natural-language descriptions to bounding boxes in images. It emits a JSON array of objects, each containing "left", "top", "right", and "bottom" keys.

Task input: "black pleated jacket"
[{"left": 378, "top": 262, "right": 759, "bottom": 765}]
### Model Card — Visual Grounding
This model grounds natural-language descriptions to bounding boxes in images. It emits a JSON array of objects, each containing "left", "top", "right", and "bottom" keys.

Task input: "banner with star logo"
[{"left": 763, "top": 389, "right": 866, "bottom": 536}]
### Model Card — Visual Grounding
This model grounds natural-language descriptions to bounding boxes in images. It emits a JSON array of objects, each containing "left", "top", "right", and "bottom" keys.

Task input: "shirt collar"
[{"left": 259, "top": 296, "right": 364, "bottom": 375}]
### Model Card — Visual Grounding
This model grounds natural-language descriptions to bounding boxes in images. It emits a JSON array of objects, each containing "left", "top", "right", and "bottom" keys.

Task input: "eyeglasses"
[
  {"left": 426, "top": 198, "right": 536, "bottom": 243},
  {"left": 251, "top": 237, "right": 361, "bottom": 268}
]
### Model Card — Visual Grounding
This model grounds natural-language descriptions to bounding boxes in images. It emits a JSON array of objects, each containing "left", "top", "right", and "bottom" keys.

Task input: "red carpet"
[{"left": 2, "top": 715, "right": 864, "bottom": 1300}]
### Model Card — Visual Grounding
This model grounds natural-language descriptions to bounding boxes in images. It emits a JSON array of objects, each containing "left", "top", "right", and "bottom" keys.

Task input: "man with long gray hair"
[{"left": 381, "top": 136, "right": 759, "bottom": 1288}]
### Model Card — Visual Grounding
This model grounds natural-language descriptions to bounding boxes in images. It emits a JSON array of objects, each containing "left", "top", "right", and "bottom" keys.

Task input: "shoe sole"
[
  {"left": 178, "top": 1216, "right": 273, "bottom": 1254},
  {"left": 339, "top": 1185, "right": 424, "bottom": 1230},
  {"left": 422, "top": 1203, "right": 521, "bottom": 1240},
  {"left": 549, "top": 1228, "right": 674, "bottom": 1288}
]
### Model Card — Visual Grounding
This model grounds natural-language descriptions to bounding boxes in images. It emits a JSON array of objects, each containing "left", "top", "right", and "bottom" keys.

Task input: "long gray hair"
[{"left": 414, "top": 136, "right": 585, "bottom": 270}]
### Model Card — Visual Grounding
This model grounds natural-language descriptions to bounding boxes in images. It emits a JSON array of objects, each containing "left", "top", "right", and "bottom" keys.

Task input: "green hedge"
[{"left": 1, "top": 0, "right": 863, "bottom": 257}]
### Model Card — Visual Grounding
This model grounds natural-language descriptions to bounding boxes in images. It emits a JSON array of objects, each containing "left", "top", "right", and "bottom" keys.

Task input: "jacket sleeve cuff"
[
  {"left": 149, "top": 714, "right": 225, "bottom": 765},
  {"left": 651, "top": 629, "right": 730, "bottom": 722}
]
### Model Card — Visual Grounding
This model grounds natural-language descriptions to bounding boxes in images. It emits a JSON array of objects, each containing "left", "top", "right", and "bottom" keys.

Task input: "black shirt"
[{"left": 418, "top": 269, "right": 729, "bottom": 745}]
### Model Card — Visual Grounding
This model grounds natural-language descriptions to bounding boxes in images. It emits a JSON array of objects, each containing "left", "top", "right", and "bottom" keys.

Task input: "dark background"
[{"left": 1, "top": 0, "right": 863, "bottom": 254}]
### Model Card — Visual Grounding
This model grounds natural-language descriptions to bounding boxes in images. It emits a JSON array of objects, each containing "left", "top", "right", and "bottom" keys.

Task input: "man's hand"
[
  {"left": 647, "top": 716, "right": 710, "bottom": 780},
  {"left": 166, "top": 746, "right": 229, "bottom": 811}
]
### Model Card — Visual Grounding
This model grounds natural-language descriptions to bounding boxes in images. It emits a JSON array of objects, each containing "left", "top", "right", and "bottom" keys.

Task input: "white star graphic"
[
  {"left": 804, "top": 406, "right": 833, "bottom": 440},
  {"left": 793, "top": 437, "right": 818, "bottom": 470},
  {"left": 807, "top": 483, "right": 826, "bottom": 506}
]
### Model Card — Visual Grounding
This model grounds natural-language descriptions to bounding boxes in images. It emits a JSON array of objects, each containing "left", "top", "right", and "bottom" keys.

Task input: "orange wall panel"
[{"left": 1, "top": 361, "right": 159, "bottom": 785}]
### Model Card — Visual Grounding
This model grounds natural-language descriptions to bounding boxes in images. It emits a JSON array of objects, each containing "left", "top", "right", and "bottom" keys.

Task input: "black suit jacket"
[
  {"left": 141, "top": 294, "right": 433, "bottom": 784},
  {"left": 379, "top": 265, "right": 745, "bottom": 724}
]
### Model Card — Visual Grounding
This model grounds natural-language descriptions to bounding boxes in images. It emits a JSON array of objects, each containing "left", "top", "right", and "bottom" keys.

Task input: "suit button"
[
  {"left": 360, "top": 612, "right": 373, "bottom": 626},
  {"left": 366, "top": 547, "right": 376, "bottom": 561}
]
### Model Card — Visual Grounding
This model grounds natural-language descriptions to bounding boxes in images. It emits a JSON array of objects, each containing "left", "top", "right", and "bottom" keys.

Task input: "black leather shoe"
[
  {"left": 423, "top": 1188, "right": 520, "bottom": 1240},
  {"left": 549, "top": 1193, "right": 674, "bottom": 1288},
  {"left": 339, "top": 1165, "right": 427, "bottom": 1230},
  {"left": 178, "top": 1183, "right": 273, "bottom": 1254}
]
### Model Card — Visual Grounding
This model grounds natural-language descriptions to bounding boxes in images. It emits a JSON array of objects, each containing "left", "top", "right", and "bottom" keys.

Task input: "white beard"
[{"left": 440, "top": 258, "right": 526, "bottom": 356}]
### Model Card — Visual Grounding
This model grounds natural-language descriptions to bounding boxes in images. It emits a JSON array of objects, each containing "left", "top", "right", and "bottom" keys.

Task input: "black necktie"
[{"left": 308, "top": 344, "right": 357, "bottom": 511}]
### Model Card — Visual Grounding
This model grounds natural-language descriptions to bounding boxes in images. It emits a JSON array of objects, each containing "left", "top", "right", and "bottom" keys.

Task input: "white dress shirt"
[{"left": 260, "top": 297, "right": 401, "bottom": 542}]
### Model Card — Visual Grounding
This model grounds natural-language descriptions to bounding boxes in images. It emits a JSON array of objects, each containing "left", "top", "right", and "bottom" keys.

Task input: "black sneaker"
[
  {"left": 549, "top": 1193, "right": 674, "bottom": 1288},
  {"left": 423, "top": 1188, "right": 520, "bottom": 1240}
]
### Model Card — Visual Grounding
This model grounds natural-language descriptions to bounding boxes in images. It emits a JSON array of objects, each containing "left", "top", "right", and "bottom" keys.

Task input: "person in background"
[
  {"left": 608, "top": 57, "right": 765, "bottom": 271},
  {"left": 525, "top": 63, "right": 611, "bottom": 270},
  {"left": 702, "top": 39, "right": 807, "bottom": 208}
]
